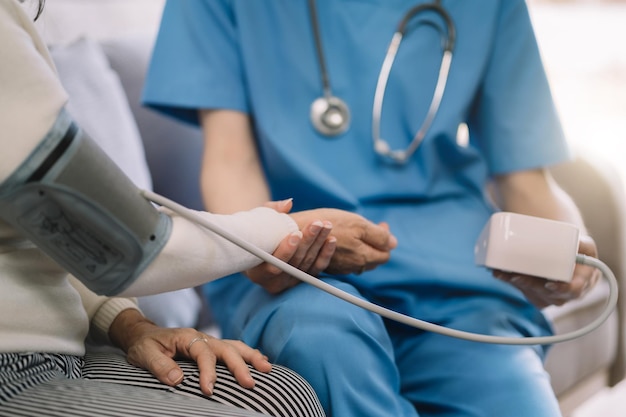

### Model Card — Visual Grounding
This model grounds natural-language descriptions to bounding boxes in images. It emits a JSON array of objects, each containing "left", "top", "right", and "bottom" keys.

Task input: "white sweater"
[{"left": 0, "top": 0, "right": 297, "bottom": 356}]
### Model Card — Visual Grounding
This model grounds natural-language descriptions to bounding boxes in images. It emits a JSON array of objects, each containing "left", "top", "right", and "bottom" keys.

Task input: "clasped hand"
[{"left": 245, "top": 201, "right": 398, "bottom": 294}]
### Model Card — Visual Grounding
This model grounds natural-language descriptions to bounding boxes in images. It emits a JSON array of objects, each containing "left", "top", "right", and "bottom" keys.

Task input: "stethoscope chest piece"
[
  {"left": 310, "top": 95, "right": 351, "bottom": 137},
  {"left": 307, "top": 0, "right": 455, "bottom": 159}
]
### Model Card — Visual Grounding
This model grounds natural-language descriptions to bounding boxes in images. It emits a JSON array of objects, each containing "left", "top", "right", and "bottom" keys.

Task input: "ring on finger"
[{"left": 187, "top": 336, "right": 209, "bottom": 351}]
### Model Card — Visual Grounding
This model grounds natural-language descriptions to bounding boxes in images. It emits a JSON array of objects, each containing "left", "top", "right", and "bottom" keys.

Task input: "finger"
[
  {"left": 187, "top": 336, "right": 218, "bottom": 395},
  {"left": 493, "top": 271, "right": 568, "bottom": 307},
  {"left": 246, "top": 232, "right": 301, "bottom": 289},
  {"left": 522, "top": 277, "right": 582, "bottom": 306},
  {"left": 263, "top": 198, "right": 293, "bottom": 214},
  {"left": 287, "top": 220, "right": 324, "bottom": 267},
  {"left": 129, "top": 346, "right": 185, "bottom": 388},
  {"left": 358, "top": 243, "right": 392, "bottom": 270},
  {"left": 295, "top": 220, "right": 333, "bottom": 270},
  {"left": 213, "top": 341, "right": 258, "bottom": 389},
  {"left": 247, "top": 353, "right": 273, "bottom": 374},
  {"left": 309, "top": 236, "right": 336, "bottom": 276},
  {"left": 362, "top": 223, "right": 398, "bottom": 251},
  {"left": 268, "top": 231, "right": 302, "bottom": 271},
  {"left": 535, "top": 264, "right": 598, "bottom": 302},
  {"left": 276, "top": 235, "right": 336, "bottom": 287},
  {"left": 568, "top": 265, "right": 600, "bottom": 298},
  {"left": 227, "top": 340, "right": 272, "bottom": 373},
  {"left": 578, "top": 234, "right": 598, "bottom": 258}
]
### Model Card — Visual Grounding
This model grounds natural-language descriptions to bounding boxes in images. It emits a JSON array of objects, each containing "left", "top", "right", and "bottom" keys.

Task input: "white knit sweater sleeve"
[
  {"left": 120, "top": 207, "right": 299, "bottom": 297},
  {"left": 69, "top": 276, "right": 141, "bottom": 345},
  {"left": 0, "top": 0, "right": 68, "bottom": 183}
]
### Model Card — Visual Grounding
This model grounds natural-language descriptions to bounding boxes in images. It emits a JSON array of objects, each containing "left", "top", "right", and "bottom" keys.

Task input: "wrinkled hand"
[
  {"left": 291, "top": 208, "right": 398, "bottom": 276},
  {"left": 493, "top": 234, "right": 601, "bottom": 309},
  {"left": 244, "top": 200, "right": 336, "bottom": 294},
  {"left": 110, "top": 310, "right": 271, "bottom": 396}
]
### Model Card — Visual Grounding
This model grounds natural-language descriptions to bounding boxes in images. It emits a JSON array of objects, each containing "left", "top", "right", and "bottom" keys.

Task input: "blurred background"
[{"left": 529, "top": 0, "right": 626, "bottom": 183}]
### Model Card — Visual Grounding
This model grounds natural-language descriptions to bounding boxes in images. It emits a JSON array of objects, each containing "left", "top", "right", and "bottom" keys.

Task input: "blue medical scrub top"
[{"left": 144, "top": 0, "right": 570, "bottom": 325}]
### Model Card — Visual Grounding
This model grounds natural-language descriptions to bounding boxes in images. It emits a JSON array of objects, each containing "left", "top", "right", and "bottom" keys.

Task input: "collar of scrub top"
[{"left": 308, "top": 0, "right": 456, "bottom": 165}]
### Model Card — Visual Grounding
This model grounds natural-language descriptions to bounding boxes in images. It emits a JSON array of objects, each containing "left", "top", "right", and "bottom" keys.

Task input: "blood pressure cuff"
[{"left": 0, "top": 110, "right": 171, "bottom": 296}]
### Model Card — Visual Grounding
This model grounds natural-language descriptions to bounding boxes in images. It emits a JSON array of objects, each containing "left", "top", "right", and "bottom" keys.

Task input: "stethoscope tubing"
[
  {"left": 308, "top": 0, "right": 332, "bottom": 98},
  {"left": 309, "top": 0, "right": 457, "bottom": 164}
]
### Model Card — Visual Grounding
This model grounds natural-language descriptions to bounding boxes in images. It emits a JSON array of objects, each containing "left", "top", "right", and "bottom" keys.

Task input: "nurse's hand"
[
  {"left": 492, "top": 234, "right": 601, "bottom": 308},
  {"left": 243, "top": 200, "right": 337, "bottom": 294},
  {"left": 291, "top": 208, "right": 398, "bottom": 276}
]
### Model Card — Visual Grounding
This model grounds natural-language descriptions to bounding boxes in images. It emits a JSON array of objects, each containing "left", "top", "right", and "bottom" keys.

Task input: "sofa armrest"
[{"left": 550, "top": 152, "right": 626, "bottom": 387}]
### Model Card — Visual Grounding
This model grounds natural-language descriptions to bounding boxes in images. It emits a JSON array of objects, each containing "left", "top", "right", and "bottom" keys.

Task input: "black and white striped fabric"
[
  {"left": 0, "top": 352, "right": 325, "bottom": 417},
  {"left": 0, "top": 352, "right": 83, "bottom": 403}
]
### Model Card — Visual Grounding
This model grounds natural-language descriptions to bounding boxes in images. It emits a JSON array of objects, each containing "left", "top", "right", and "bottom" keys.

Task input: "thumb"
[
  {"left": 264, "top": 198, "right": 294, "bottom": 214},
  {"left": 365, "top": 223, "right": 398, "bottom": 250}
]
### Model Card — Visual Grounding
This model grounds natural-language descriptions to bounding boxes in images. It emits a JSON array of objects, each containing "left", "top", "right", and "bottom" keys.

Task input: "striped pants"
[{"left": 0, "top": 352, "right": 325, "bottom": 417}]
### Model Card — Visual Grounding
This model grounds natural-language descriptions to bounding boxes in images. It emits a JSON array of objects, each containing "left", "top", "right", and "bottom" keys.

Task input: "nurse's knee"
[
  {"left": 265, "top": 280, "right": 386, "bottom": 343},
  {"left": 286, "top": 280, "right": 378, "bottom": 318}
]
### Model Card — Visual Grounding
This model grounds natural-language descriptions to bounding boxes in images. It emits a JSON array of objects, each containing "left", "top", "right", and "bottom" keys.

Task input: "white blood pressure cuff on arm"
[{"left": 0, "top": 110, "right": 171, "bottom": 296}]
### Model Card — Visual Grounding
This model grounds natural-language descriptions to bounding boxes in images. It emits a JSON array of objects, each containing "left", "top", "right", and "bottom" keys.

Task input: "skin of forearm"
[
  {"left": 201, "top": 161, "right": 269, "bottom": 213},
  {"left": 492, "top": 168, "right": 587, "bottom": 233},
  {"left": 200, "top": 109, "right": 270, "bottom": 213}
]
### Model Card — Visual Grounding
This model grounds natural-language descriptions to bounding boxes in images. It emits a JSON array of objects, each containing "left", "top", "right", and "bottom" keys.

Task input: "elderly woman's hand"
[
  {"left": 243, "top": 200, "right": 337, "bottom": 294},
  {"left": 108, "top": 309, "right": 271, "bottom": 396},
  {"left": 493, "top": 234, "right": 601, "bottom": 309},
  {"left": 244, "top": 205, "right": 398, "bottom": 294},
  {"left": 291, "top": 208, "right": 397, "bottom": 276}
]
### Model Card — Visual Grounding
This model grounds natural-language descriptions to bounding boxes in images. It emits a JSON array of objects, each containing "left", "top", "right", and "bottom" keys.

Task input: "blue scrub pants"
[{"left": 213, "top": 278, "right": 562, "bottom": 417}]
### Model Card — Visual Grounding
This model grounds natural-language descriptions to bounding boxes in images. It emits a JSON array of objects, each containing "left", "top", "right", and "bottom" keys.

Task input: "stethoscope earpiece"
[{"left": 310, "top": 96, "right": 351, "bottom": 137}]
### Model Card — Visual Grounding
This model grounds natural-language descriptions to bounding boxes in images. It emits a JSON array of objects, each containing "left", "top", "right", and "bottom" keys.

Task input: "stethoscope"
[{"left": 308, "top": 0, "right": 456, "bottom": 164}]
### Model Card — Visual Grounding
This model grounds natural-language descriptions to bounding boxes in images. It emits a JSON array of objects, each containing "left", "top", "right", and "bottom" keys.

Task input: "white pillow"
[{"left": 49, "top": 37, "right": 152, "bottom": 190}]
